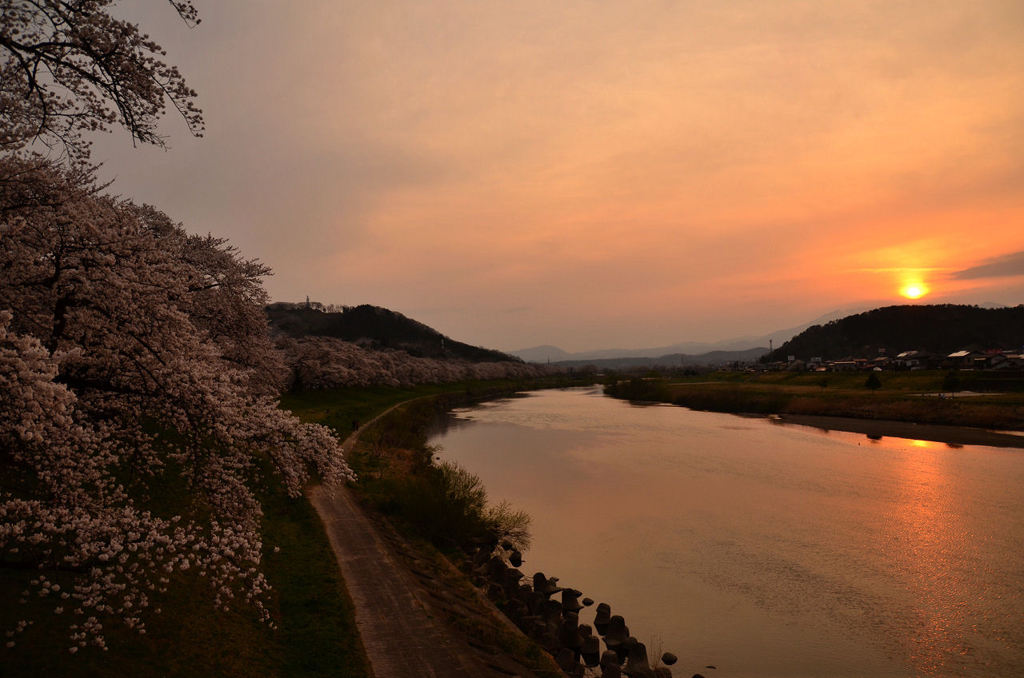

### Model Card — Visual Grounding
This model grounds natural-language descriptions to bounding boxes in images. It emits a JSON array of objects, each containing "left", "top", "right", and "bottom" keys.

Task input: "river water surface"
[{"left": 429, "top": 387, "right": 1024, "bottom": 678}]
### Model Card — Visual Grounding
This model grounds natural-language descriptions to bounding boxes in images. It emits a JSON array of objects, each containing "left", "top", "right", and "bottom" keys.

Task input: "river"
[{"left": 428, "top": 386, "right": 1024, "bottom": 678}]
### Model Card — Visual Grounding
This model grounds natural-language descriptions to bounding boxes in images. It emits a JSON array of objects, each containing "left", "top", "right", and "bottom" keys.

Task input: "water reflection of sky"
[{"left": 431, "top": 387, "right": 1024, "bottom": 678}]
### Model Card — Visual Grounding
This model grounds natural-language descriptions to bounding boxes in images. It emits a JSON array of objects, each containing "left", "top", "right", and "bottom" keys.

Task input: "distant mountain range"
[
  {"left": 266, "top": 303, "right": 521, "bottom": 363},
  {"left": 512, "top": 308, "right": 857, "bottom": 364},
  {"left": 551, "top": 346, "right": 770, "bottom": 369}
]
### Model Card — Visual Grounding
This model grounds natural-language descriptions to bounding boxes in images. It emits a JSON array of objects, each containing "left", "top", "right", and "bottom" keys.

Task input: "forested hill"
[
  {"left": 266, "top": 303, "right": 521, "bottom": 363},
  {"left": 767, "top": 304, "right": 1024, "bottom": 361}
]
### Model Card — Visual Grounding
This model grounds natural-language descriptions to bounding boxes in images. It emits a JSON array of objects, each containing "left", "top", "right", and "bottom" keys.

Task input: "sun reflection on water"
[{"left": 888, "top": 440, "right": 973, "bottom": 676}]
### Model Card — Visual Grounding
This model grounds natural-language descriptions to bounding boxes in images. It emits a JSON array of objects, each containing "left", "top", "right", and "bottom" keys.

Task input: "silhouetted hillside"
[
  {"left": 766, "top": 304, "right": 1024, "bottom": 361},
  {"left": 266, "top": 304, "right": 520, "bottom": 363}
]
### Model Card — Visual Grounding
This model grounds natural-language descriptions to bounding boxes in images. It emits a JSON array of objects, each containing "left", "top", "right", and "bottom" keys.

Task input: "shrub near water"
[
  {"left": 366, "top": 455, "right": 531, "bottom": 552},
  {"left": 393, "top": 460, "right": 489, "bottom": 547},
  {"left": 351, "top": 397, "right": 531, "bottom": 553}
]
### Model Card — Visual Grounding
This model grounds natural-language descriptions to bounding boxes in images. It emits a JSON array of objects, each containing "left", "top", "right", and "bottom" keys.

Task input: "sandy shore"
[{"left": 772, "top": 413, "right": 1024, "bottom": 448}]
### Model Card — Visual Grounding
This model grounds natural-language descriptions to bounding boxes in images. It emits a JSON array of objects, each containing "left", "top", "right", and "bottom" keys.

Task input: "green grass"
[
  {"left": 285, "top": 381, "right": 555, "bottom": 550},
  {"left": 665, "top": 368, "right": 1024, "bottom": 393},
  {"left": 261, "top": 478, "right": 368, "bottom": 678},
  {"left": 606, "top": 370, "right": 1024, "bottom": 429},
  {"left": 279, "top": 375, "right": 585, "bottom": 431},
  {"left": 281, "top": 384, "right": 444, "bottom": 430}
]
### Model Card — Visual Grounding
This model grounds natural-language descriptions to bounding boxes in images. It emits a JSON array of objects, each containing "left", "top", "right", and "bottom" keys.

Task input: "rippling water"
[{"left": 429, "top": 387, "right": 1024, "bottom": 678}]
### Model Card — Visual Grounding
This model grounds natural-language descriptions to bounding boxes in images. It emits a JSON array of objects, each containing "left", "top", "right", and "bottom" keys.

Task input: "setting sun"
[{"left": 900, "top": 283, "right": 929, "bottom": 299}]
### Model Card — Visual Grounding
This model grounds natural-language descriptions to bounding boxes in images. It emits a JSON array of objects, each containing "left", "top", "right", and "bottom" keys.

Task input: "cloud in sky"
[
  {"left": 92, "top": 0, "right": 1024, "bottom": 351},
  {"left": 952, "top": 251, "right": 1024, "bottom": 280}
]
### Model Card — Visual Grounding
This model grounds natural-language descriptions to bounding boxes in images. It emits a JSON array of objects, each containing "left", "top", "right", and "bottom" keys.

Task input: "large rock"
[
  {"left": 562, "top": 587, "right": 584, "bottom": 612},
  {"left": 604, "top": 615, "right": 630, "bottom": 660},
  {"left": 555, "top": 647, "right": 579, "bottom": 673},
  {"left": 600, "top": 663, "right": 622, "bottom": 678},
  {"left": 594, "top": 602, "right": 612, "bottom": 634},
  {"left": 532, "top": 571, "right": 562, "bottom": 597},
  {"left": 559, "top": 614, "right": 584, "bottom": 651},
  {"left": 623, "top": 639, "right": 653, "bottom": 677},
  {"left": 582, "top": 635, "right": 601, "bottom": 667}
]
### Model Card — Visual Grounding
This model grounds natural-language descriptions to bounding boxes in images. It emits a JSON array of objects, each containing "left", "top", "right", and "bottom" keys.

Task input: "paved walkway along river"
[{"left": 308, "top": 401, "right": 545, "bottom": 678}]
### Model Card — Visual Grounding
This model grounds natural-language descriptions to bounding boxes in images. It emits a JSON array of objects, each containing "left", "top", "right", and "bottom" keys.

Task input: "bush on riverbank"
[{"left": 350, "top": 394, "right": 532, "bottom": 553}]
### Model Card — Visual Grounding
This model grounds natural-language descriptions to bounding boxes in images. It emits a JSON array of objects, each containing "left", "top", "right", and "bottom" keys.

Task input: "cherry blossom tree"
[
  {"left": 280, "top": 334, "right": 556, "bottom": 390},
  {"left": 0, "top": 157, "right": 353, "bottom": 651},
  {"left": 0, "top": 0, "right": 555, "bottom": 656},
  {"left": 0, "top": 0, "right": 357, "bottom": 654},
  {"left": 1, "top": 0, "right": 203, "bottom": 161}
]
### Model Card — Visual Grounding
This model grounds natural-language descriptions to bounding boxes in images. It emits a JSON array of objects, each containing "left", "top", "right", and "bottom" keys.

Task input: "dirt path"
[{"left": 309, "top": 401, "right": 545, "bottom": 678}]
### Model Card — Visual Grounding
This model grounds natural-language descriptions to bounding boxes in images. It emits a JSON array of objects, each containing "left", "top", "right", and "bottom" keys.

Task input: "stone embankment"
[{"left": 469, "top": 541, "right": 681, "bottom": 678}]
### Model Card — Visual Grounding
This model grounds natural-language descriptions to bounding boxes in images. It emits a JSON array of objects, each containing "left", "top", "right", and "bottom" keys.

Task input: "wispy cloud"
[
  {"left": 851, "top": 267, "right": 950, "bottom": 273},
  {"left": 952, "top": 251, "right": 1024, "bottom": 280}
]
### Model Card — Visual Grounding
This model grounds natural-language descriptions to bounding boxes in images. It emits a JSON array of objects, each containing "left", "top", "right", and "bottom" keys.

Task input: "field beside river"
[{"left": 605, "top": 370, "right": 1024, "bottom": 432}]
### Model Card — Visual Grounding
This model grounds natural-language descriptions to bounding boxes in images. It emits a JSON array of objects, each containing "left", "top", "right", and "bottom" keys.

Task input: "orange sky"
[{"left": 95, "top": 0, "right": 1024, "bottom": 352}]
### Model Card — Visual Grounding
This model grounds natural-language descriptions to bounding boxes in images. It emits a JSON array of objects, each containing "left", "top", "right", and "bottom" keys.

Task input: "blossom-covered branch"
[{"left": 1, "top": 0, "right": 204, "bottom": 162}]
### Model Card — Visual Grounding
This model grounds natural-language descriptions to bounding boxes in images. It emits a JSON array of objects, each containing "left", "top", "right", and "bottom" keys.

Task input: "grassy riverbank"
[
  {"left": 605, "top": 370, "right": 1024, "bottom": 431},
  {"left": 286, "top": 378, "right": 572, "bottom": 678},
  {"left": 283, "top": 376, "right": 577, "bottom": 555},
  {"left": 280, "top": 374, "right": 579, "bottom": 434}
]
